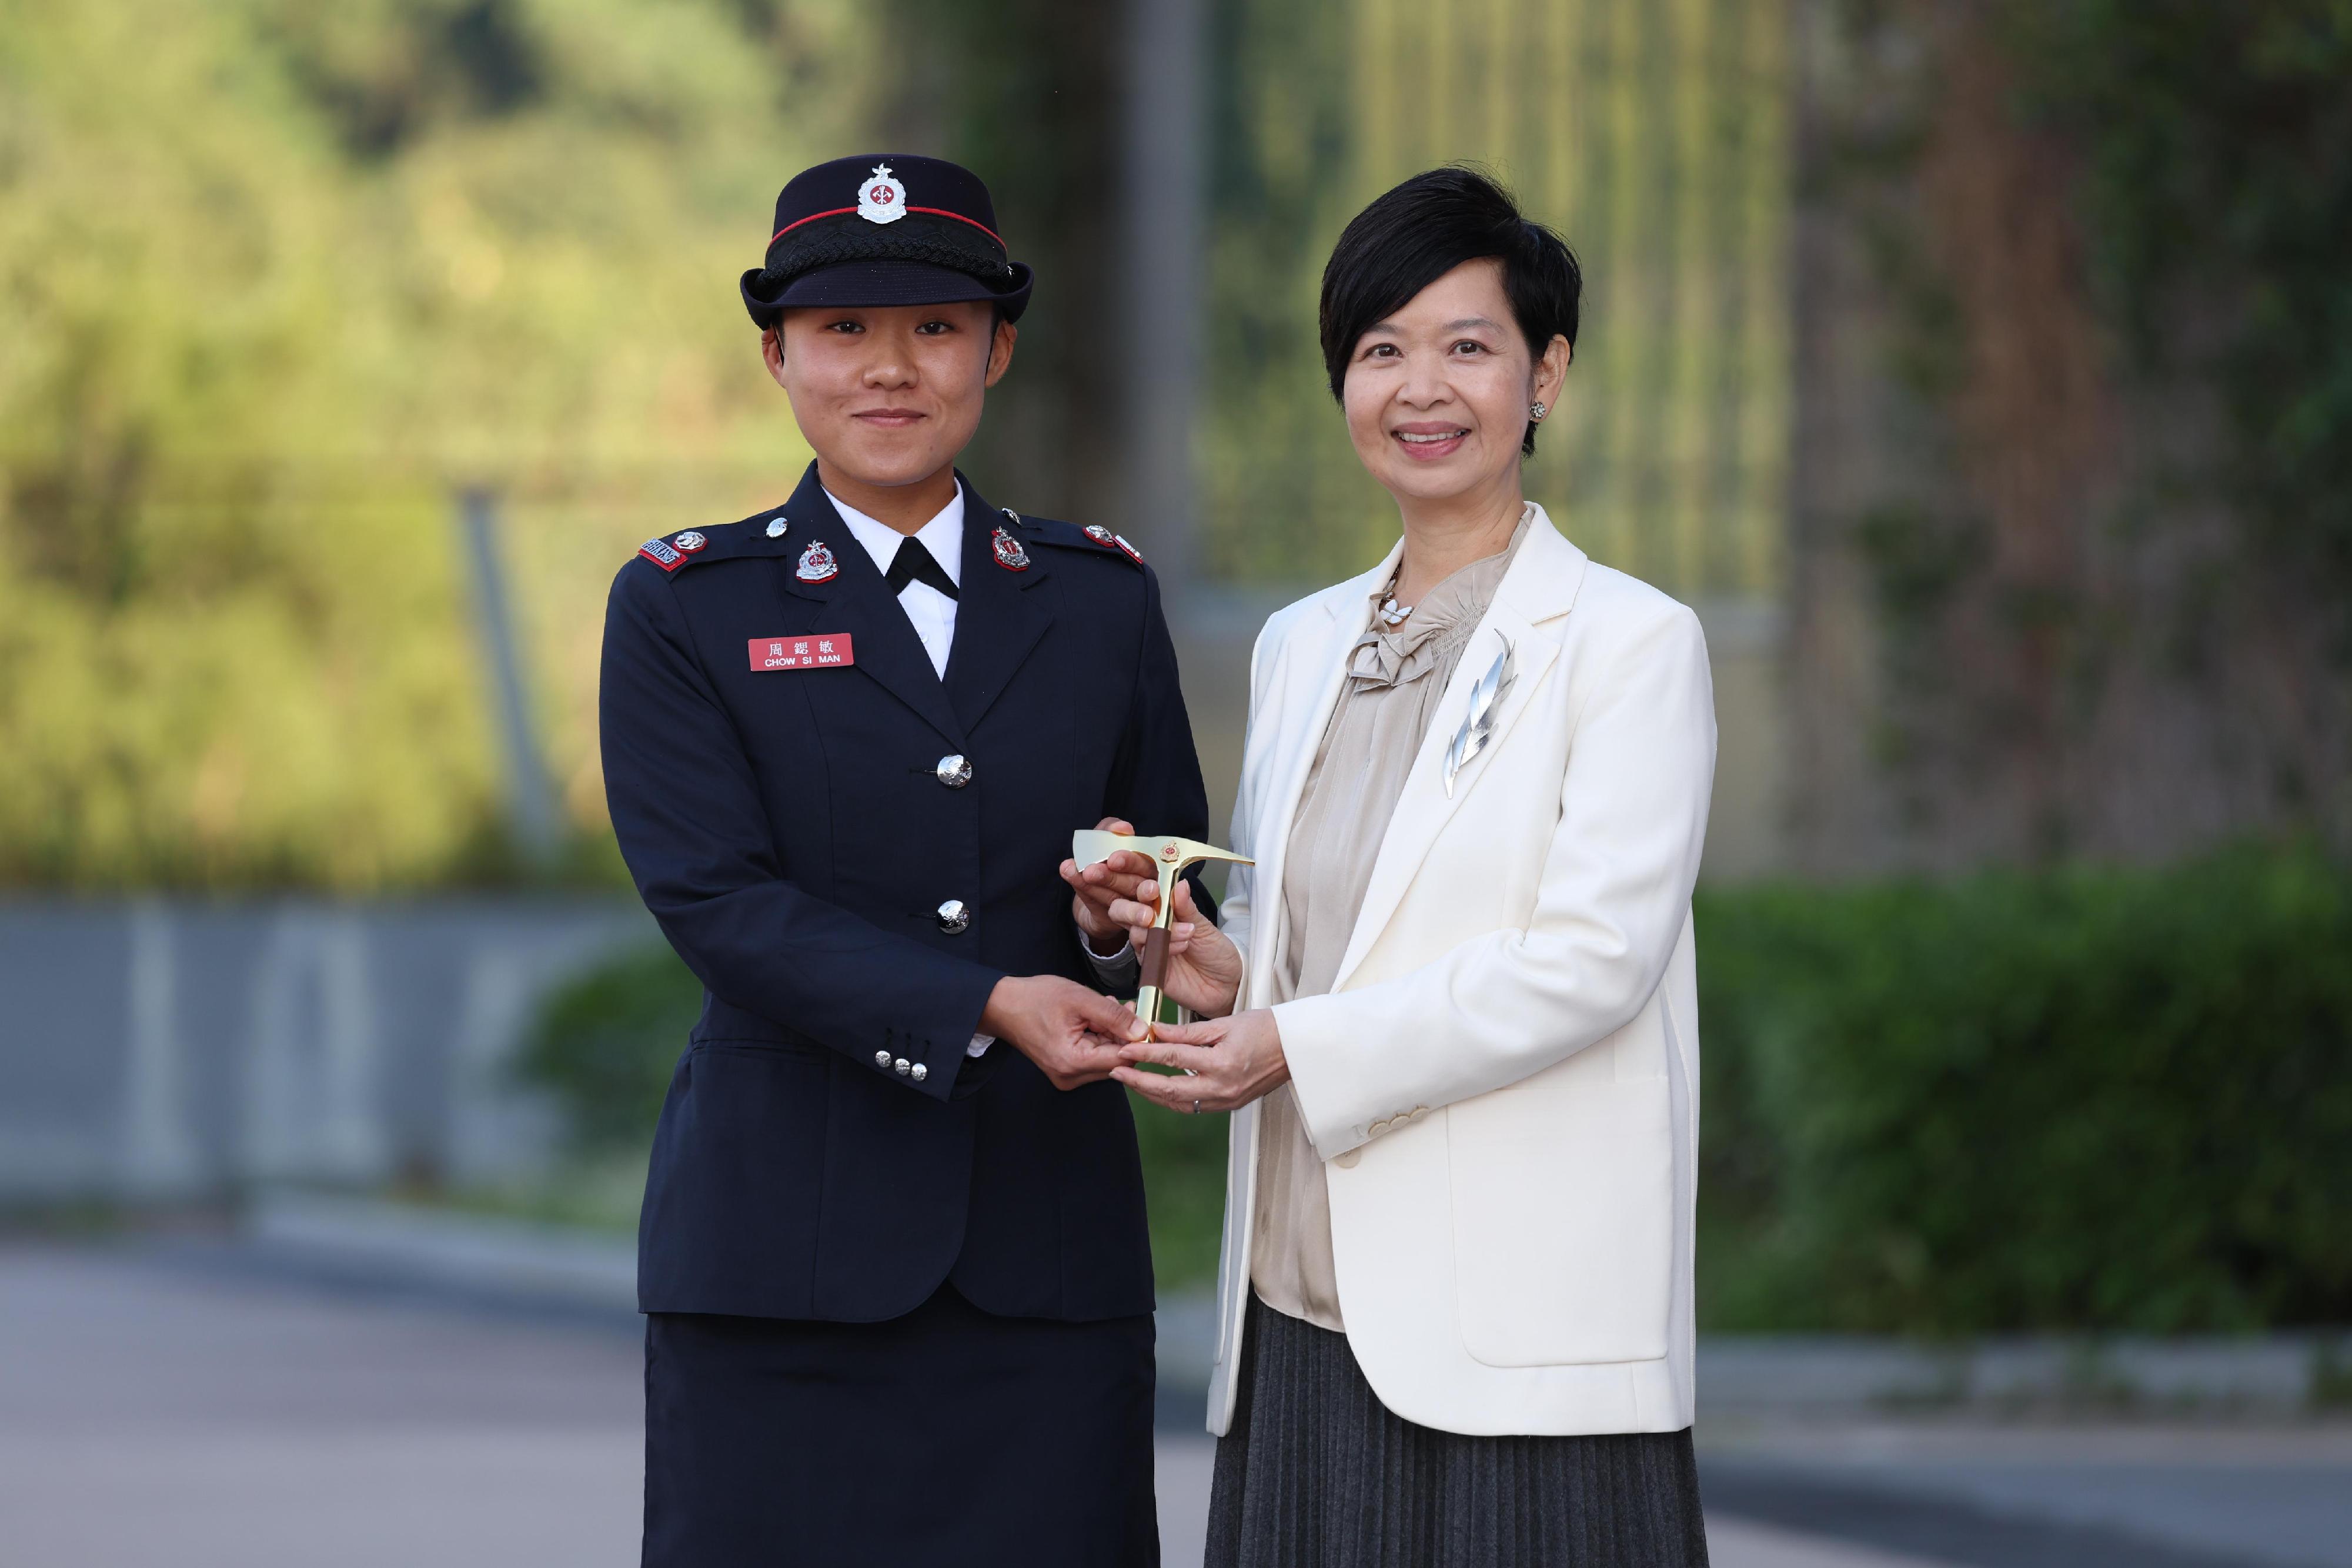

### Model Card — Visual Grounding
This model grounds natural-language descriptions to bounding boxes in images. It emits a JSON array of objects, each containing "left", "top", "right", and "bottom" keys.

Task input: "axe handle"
[{"left": 1139, "top": 926, "right": 1171, "bottom": 992}]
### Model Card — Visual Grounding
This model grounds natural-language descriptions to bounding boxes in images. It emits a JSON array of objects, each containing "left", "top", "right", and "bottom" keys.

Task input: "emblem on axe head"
[{"left": 1071, "top": 830, "right": 1251, "bottom": 1038}]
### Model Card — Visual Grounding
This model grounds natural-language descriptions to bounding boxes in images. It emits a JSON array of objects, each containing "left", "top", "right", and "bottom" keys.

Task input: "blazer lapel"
[
  {"left": 941, "top": 475, "right": 1054, "bottom": 734},
  {"left": 776, "top": 467, "right": 967, "bottom": 748},
  {"left": 1244, "top": 542, "right": 1399, "bottom": 1000},
  {"left": 1330, "top": 511, "right": 1588, "bottom": 991}
]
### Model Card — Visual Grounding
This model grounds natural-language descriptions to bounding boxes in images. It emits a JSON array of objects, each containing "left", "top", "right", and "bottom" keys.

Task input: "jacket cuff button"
[
  {"left": 874, "top": 1049, "right": 892, "bottom": 1069},
  {"left": 910, "top": 1062, "right": 929, "bottom": 1083},
  {"left": 894, "top": 1057, "right": 912, "bottom": 1076}
]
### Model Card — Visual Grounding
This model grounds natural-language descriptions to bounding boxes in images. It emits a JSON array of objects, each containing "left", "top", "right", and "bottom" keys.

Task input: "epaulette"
[
  {"left": 633, "top": 504, "right": 797, "bottom": 575},
  {"left": 1005, "top": 509, "right": 1146, "bottom": 570}
]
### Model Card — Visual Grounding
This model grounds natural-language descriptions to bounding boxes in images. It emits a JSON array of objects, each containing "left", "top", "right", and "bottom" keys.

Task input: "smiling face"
[
  {"left": 763, "top": 300, "right": 1015, "bottom": 492},
  {"left": 1339, "top": 258, "right": 1569, "bottom": 511}
]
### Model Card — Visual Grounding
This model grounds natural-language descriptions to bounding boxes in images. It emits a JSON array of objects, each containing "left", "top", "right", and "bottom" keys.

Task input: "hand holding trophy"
[{"left": 1063, "top": 821, "right": 1248, "bottom": 1036}]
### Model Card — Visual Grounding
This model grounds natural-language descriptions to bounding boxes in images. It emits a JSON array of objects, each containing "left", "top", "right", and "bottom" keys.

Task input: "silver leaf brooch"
[{"left": 1442, "top": 636, "right": 1515, "bottom": 798}]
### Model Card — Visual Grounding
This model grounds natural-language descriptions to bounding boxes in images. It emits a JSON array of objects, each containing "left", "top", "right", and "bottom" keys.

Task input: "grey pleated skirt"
[{"left": 1206, "top": 1296, "right": 1709, "bottom": 1568}]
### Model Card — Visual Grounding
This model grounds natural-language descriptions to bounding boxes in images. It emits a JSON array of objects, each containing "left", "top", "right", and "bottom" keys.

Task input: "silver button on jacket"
[
  {"left": 874, "top": 1049, "right": 892, "bottom": 1068},
  {"left": 936, "top": 899, "right": 971, "bottom": 934},
  {"left": 934, "top": 754, "right": 973, "bottom": 788}
]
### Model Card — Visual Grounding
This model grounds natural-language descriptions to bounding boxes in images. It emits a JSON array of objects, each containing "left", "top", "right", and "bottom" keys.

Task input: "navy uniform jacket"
[{"left": 599, "top": 462, "right": 1211, "bottom": 1325}]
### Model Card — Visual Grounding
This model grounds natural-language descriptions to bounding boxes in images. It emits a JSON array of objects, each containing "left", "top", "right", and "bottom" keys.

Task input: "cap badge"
[
  {"left": 765, "top": 516, "right": 789, "bottom": 539},
  {"left": 796, "top": 541, "right": 839, "bottom": 582},
  {"left": 857, "top": 163, "right": 907, "bottom": 226},
  {"left": 991, "top": 527, "right": 1031, "bottom": 572},
  {"left": 673, "top": 530, "right": 707, "bottom": 553}
]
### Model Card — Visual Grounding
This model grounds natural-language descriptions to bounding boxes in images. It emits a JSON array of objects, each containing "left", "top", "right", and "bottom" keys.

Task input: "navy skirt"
[
  {"left": 643, "top": 1283, "right": 1158, "bottom": 1567},
  {"left": 1208, "top": 1295, "right": 1709, "bottom": 1567}
]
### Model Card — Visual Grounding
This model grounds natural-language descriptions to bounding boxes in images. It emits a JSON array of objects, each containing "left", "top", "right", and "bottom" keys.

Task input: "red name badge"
[{"left": 750, "top": 633, "right": 855, "bottom": 671}]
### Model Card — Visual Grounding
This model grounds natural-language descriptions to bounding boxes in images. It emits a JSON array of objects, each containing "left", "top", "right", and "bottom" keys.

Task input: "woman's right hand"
[{"left": 1111, "top": 874, "right": 1242, "bottom": 1019}]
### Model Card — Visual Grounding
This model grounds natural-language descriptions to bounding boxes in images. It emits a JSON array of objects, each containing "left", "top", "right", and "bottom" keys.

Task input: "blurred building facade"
[{"left": 0, "top": 901, "right": 644, "bottom": 1203}]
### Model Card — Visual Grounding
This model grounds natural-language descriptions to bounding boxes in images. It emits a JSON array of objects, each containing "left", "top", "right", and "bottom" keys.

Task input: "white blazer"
[{"left": 1207, "top": 505, "right": 1716, "bottom": 1438}]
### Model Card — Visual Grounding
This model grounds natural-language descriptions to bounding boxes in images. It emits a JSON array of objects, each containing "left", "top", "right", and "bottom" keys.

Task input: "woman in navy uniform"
[{"left": 599, "top": 155, "right": 1210, "bottom": 1567}]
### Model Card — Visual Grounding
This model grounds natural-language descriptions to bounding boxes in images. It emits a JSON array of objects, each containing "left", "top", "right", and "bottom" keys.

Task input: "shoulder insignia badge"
[
  {"left": 672, "top": 530, "right": 707, "bottom": 553},
  {"left": 638, "top": 537, "right": 686, "bottom": 573},
  {"left": 1080, "top": 524, "right": 1144, "bottom": 564},
  {"left": 991, "top": 527, "right": 1031, "bottom": 572},
  {"left": 796, "top": 540, "right": 839, "bottom": 583}
]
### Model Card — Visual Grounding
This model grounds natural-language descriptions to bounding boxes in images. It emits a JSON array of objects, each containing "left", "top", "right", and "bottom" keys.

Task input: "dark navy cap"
[{"left": 740, "top": 155, "right": 1034, "bottom": 328}]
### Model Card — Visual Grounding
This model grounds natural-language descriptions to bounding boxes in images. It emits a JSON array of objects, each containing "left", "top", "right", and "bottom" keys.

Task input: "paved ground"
[
  {"left": 2, "top": 1243, "right": 2342, "bottom": 1567},
  {"left": 1700, "top": 1416, "right": 2352, "bottom": 1568}
]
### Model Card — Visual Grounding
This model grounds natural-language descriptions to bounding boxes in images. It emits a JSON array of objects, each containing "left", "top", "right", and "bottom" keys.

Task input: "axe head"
[
  {"left": 1071, "top": 830, "right": 1252, "bottom": 878},
  {"left": 1071, "top": 830, "right": 1252, "bottom": 1037}
]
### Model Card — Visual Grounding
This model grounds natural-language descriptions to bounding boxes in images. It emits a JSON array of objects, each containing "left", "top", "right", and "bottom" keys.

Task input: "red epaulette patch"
[
  {"left": 638, "top": 537, "right": 686, "bottom": 573},
  {"left": 1082, "top": 524, "right": 1144, "bottom": 564}
]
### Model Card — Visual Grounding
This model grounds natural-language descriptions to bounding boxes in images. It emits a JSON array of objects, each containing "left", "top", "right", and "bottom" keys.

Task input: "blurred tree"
[
  {"left": 875, "top": 0, "right": 1130, "bottom": 532},
  {"left": 1786, "top": 0, "right": 2352, "bottom": 870},
  {"left": 0, "top": 0, "right": 873, "bottom": 888},
  {"left": 1200, "top": 0, "right": 1793, "bottom": 597}
]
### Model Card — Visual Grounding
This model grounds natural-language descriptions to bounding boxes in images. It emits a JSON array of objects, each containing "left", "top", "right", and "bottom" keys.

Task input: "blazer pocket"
[{"left": 1448, "top": 1076, "right": 1674, "bottom": 1368}]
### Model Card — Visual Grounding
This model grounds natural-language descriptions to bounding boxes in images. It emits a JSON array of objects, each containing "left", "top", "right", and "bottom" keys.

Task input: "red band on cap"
[
  {"left": 768, "top": 206, "right": 856, "bottom": 244},
  {"left": 904, "top": 208, "right": 1005, "bottom": 247},
  {"left": 768, "top": 206, "right": 1007, "bottom": 250}
]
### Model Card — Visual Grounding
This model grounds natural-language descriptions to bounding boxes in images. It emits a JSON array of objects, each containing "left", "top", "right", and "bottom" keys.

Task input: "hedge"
[
  {"left": 521, "top": 846, "right": 2352, "bottom": 1329},
  {"left": 1698, "top": 845, "right": 2352, "bottom": 1334}
]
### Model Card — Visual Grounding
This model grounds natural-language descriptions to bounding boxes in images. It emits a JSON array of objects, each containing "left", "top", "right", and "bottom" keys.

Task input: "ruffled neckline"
[{"left": 1345, "top": 508, "right": 1529, "bottom": 690}]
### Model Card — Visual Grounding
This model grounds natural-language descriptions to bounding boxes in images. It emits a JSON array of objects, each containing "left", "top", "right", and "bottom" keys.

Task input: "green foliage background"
[
  {"left": 1699, "top": 845, "right": 2352, "bottom": 1333},
  {"left": 2012, "top": 0, "right": 2352, "bottom": 621},
  {"left": 1201, "top": 0, "right": 1791, "bottom": 595},
  {"left": 0, "top": 0, "right": 871, "bottom": 888}
]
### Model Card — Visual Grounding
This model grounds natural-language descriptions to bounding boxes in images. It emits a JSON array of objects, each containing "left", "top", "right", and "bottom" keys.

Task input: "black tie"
[{"left": 885, "top": 537, "right": 959, "bottom": 601}]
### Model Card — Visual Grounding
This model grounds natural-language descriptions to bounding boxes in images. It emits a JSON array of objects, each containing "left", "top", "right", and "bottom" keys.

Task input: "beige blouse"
[{"left": 1250, "top": 509, "right": 1529, "bottom": 1330}]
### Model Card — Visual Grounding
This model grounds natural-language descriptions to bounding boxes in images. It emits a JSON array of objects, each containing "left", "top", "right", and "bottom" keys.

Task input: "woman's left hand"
[{"left": 1114, "top": 1008, "right": 1289, "bottom": 1115}]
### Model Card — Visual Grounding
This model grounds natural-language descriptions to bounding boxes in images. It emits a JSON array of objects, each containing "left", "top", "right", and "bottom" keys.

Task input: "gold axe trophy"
[{"left": 1071, "top": 830, "right": 1251, "bottom": 1039}]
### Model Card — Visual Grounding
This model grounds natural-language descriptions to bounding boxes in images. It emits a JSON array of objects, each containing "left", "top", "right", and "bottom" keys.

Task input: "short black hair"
[{"left": 1318, "top": 166, "right": 1582, "bottom": 456}]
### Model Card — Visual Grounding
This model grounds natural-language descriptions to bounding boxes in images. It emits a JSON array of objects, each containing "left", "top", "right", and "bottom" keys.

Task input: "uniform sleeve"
[
  {"left": 1091, "top": 561, "right": 1221, "bottom": 976},
  {"left": 599, "top": 563, "right": 1003, "bottom": 1101},
  {"left": 1273, "top": 605, "right": 1716, "bottom": 1156}
]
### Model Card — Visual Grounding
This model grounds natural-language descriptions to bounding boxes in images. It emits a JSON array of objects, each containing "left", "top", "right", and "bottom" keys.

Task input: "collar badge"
[
  {"left": 991, "top": 527, "right": 1031, "bottom": 571},
  {"left": 1083, "top": 525, "right": 1116, "bottom": 548},
  {"left": 672, "top": 530, "right": 707, "bottom": 553},
  {"left": 857, "top": 163, "right": 907, "bottom": 226},
  {"left": 796, "top": 540, "right": 839, "bottom": 582}
]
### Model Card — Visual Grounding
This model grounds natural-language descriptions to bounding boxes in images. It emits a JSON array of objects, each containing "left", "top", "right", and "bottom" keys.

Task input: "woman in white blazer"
[{"left": 1076, "top": 170, "right": 1716, "bottom": 1565}]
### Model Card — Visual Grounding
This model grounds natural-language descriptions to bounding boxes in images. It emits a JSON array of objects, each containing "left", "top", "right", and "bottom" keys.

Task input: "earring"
[{"left": 1529, "top": 402, "right": 1548, "bottom": 420}]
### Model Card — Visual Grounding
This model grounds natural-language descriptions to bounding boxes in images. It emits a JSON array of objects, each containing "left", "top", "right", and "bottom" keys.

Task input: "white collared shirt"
[
  {"left": 825, "top": 483, "right": 994, "bottom": 1058},
  {"left": 827, "top": 483, "right": 964, "bottom": 680}
]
